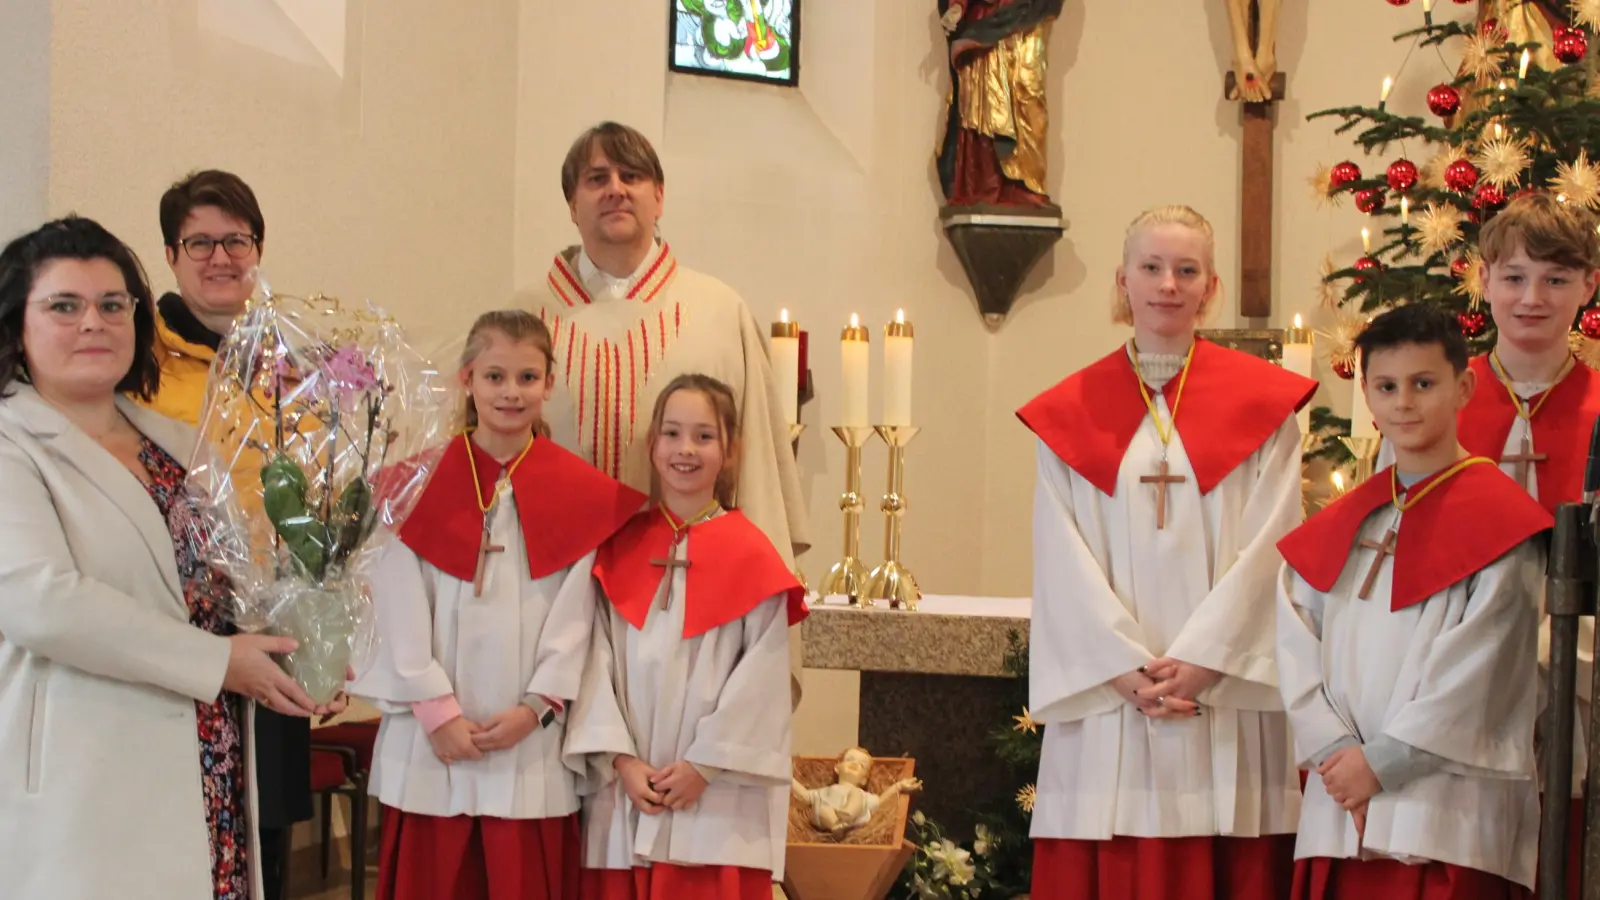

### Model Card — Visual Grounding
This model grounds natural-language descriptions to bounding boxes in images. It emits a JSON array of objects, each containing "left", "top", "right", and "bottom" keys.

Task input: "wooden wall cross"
[{"left": 1224, "top": 0, "right": 1285, "bottom": 320}]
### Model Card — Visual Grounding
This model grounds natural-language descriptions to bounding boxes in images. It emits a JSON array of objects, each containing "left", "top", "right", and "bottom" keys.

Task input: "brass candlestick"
[
  {"left": 865, "top": 425, "right": 921, "bottom": 610},
  {"left": 820, "top": 426, "right": 874, "bottom": 606},
  {"left": 1340, "top": 436, "right": 1382, "bottom": 486}
]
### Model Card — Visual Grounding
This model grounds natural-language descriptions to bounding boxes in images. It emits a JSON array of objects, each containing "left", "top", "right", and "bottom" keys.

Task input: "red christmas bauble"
[
  {"left": 1332, "top": 356, "right": 1357, "bottom": 380},
  {"left": 1475, "top": 182, "right": 1507, "bottom": 208},
  {"left": 1482, "top": 18, "right": 1502, "bottom": 38},
  {"left": 1555, "top": 28, "right": 1590, "bottom": 65},
  {"left": 1330, "top": 161, "right": 1363, "bottom": 190},
  {"left": 1458, "top": 310, "right": 1488, "bottom": 338},
  {"left": 1445, "top": 158, "right": 1479, "bottom": 192},
  {"left": 1451, "top": 256, "right": 1472, "bottom": 278},
  {"left": 1355, "top": 188, "right": 1386, "bottom": 214},
  {"left": 1385, "top": 0, "right": 1410, "bottom": 5},
  {"left": 1353, "top": 256, "right": 1382, "bottom": 282},
  {"left": 1386, "top": 159, "right": 1419, "bottom": 193},
  {"left": 1582, "top": 307, "right": 1600, "bottom": 339},
  {"left": 1427, "top": 84, "right": 1462, "bottom": 118}
]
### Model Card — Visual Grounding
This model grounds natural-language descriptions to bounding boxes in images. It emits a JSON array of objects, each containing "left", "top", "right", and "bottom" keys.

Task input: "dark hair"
[
  {"left": 560, "top": 122, "right": 665, "bottom": 203},
  {"left": 1354, "top": 303, "right": 1470, "bottom": 378},
  {"left": 0, "top": 216, "right": 161, "bottom": 399},
  {"left": 159, "top": 169, "right": 265, "bottom": 249}
]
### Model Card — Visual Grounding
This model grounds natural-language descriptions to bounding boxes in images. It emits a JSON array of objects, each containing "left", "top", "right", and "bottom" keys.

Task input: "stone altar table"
[{"left": 802, "top": 594, "right": 1030, "bottom": 837}]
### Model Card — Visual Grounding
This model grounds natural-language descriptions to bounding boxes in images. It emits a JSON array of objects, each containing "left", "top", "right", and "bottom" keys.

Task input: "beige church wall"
[
  {"left": 0, "top": 0, "right": 52, "bottom": 243},
  {"left": 40, "top": 0, "right": 521, "bottom": 343}
]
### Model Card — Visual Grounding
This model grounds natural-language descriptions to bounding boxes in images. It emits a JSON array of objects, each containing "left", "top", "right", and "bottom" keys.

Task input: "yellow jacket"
[{"left": 143, "top": 294, "right": 218, "bottom": 427}]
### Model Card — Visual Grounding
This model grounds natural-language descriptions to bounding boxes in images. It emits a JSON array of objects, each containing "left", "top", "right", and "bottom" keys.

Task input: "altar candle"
[
  {"left": 841, "top": 314, "right": 869, "bottom": 427},
  {"left": 883, "top": 309, "right": 914, "bottom": 426},
  {"left": 1380, "top": 75, "right": 1394, "bottom": 107},
  {"left": 1361, "top": 227, "right": 1372, "bottom": 254},
  {"left": 1283, "top": 315, "right": 1314, "bottom": 434},
  {"left": 771, "top": 310, "right": 800, "bottom": 425},
  {"left": 1422, "top": 0, "right": 1433, "bottom": 11},
  {"left": 1400, "top": 195, "right": 1410, "bottom": 227},
  {"left": 1351, "top": 353, "right": 1381, "bottom": 440},
  {"left": 1519, "top": 48, "right": 1531, "bottom": 81}
]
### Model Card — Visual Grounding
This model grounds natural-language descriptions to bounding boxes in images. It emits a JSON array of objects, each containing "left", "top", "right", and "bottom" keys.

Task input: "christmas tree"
[{"left": 1304, "top": 0, "right": 1600, "bottom": 463}]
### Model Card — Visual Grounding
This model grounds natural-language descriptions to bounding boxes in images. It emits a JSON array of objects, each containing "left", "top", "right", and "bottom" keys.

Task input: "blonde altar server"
[
  {"left": 1016, "top": 205, "right": 1315, "bottom": 900},
  {"left": 565, "top": 373, "right": 808, "bottom": 900},
  {"left": 351, "top": 311, "right": 644, "bottom": 900},
  {"left": 1276, "top": 303, "right": 1551, "bottom": 900}
]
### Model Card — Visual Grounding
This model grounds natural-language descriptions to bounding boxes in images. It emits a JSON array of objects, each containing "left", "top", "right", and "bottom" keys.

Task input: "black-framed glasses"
[
  {"left": 32, "top": 292, "right": 137, "bottom": 325},
  {"left": 175, "top": 233, "right": 259, "bottom": 261}
]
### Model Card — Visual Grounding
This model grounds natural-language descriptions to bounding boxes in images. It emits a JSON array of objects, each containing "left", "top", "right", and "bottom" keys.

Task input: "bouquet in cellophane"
[{"left": 186, "top": 281, "right": 453, "bottom": 704}]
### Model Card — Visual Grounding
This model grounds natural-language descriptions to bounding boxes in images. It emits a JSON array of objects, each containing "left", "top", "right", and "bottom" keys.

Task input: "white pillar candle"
[
  {"left": 840, "top": 314, "right": 869, "bottom": 427},
  {"left": 1282, "top": 314, "right": 1314, "bottom": 434},
  {"left": 883, "top": 309, "right": 913, "bottom": 426},
  {"left": 770, "top": 309, "right": 800, "bottom": 425}
]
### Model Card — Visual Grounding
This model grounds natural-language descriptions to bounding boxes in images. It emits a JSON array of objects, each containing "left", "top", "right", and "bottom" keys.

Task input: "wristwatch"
[{"left": 521, "top": 695, "right": 559, "bottom": 728}]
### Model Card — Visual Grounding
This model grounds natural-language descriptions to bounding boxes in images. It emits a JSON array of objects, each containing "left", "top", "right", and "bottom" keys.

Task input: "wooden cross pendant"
[
  {"left": 1140, "top": 458, "right": 1188, "bottom": 530},
  {"left": 473, "top": 523, "right": 505, "bottom": 598},
  {"left": 1501, "top": 433, "right": 1548, "bottom": 486},
  {"left": 1357, "top": 527, "right": 1398, "bottom": 601},
  {"left": 650, "top": 539, "right": 691, "bottom": 610}
]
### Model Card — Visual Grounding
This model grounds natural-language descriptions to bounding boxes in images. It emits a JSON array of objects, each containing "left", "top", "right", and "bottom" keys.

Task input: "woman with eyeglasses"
[
  {"left": 146, "top": 168, "right": 333, "bottom": 900},
  {"left": 0, "top": 215, "right": 325, "bottom": 900}
]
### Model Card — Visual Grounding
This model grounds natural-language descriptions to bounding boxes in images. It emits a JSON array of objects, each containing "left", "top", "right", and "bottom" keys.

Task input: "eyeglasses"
[
  {"left": 32, "top": 293, "right": 138, "bottom": 325},
  {"left": 175, "top": 233, "right": 259, "bottom": 261}
]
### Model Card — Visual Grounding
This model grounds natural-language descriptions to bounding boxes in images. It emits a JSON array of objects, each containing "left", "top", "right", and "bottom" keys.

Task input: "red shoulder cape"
[
  {"left": 1015, "top": 339, "right": 1317, "bottom": 496},
  {"left": 1277, "top": 461, "right": 1551, "bottom": 611},
  {"left": 1458, "top": 355, "right": 1600, "bottom": 514},
  {"left": 595, "top": 509, "right": 808, "bottom": 638},
  {"left": 397, "top": 436, "right": 645, "bottom": 581}
]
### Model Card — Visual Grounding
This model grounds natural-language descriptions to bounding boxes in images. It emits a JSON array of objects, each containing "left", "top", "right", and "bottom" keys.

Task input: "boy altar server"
[{"left": 1277, "top": 302, "right": 1553, "bottom": 899}]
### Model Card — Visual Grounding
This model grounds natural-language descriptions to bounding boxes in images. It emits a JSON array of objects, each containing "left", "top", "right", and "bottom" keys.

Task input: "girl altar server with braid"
[
  {"left": 564, "top": 373, "right": 808, "bottom": 900},
  {"left": 350, "top": 310, "right": 644, "bottom": 900},
  {"left": 1016, "top": 205, "right": 1316, "bottom": 900}
]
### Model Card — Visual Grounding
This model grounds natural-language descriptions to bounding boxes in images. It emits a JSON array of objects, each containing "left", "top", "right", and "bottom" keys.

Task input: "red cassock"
[{"left": 376, "top": 436, "right": 644, "bottom": 900}]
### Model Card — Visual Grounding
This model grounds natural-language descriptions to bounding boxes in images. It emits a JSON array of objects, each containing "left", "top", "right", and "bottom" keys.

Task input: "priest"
[{"left": 518, "top": 121, "right": 809, "bottom": 700}]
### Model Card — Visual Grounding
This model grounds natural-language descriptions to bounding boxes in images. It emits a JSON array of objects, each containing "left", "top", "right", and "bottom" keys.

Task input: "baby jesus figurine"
[{"left": 791, "top": 747, "right": 923, "bottom": 838}]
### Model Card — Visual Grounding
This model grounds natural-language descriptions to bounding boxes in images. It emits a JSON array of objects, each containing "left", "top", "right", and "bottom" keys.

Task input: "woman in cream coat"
[{"left": 0, "top": 217, "right": 322, "bottom": 900}]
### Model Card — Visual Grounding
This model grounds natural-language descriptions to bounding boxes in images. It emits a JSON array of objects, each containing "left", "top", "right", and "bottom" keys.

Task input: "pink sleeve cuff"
[{"left": 412, "top": 694, "right": 463, "bottom": 734}]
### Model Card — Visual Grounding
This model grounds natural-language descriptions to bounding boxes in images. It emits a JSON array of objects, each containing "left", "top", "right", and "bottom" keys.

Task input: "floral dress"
[{"left": 139, "top": 438, "right": 249, "bottom": 900}]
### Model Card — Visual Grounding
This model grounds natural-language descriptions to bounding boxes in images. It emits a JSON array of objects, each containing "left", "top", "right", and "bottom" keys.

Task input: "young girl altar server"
[
  {"left": 351, "top": 310, "right": 645, "bottom": 900},
  {"left": 1016, "top": 205, "right": 1316, "bottom": 899},
  {"left": 565, "top": 373, "right": 808, "bottom": 900},
  {"left": 1276, "top": 303, "right": 1551, "bottom": 899}
]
